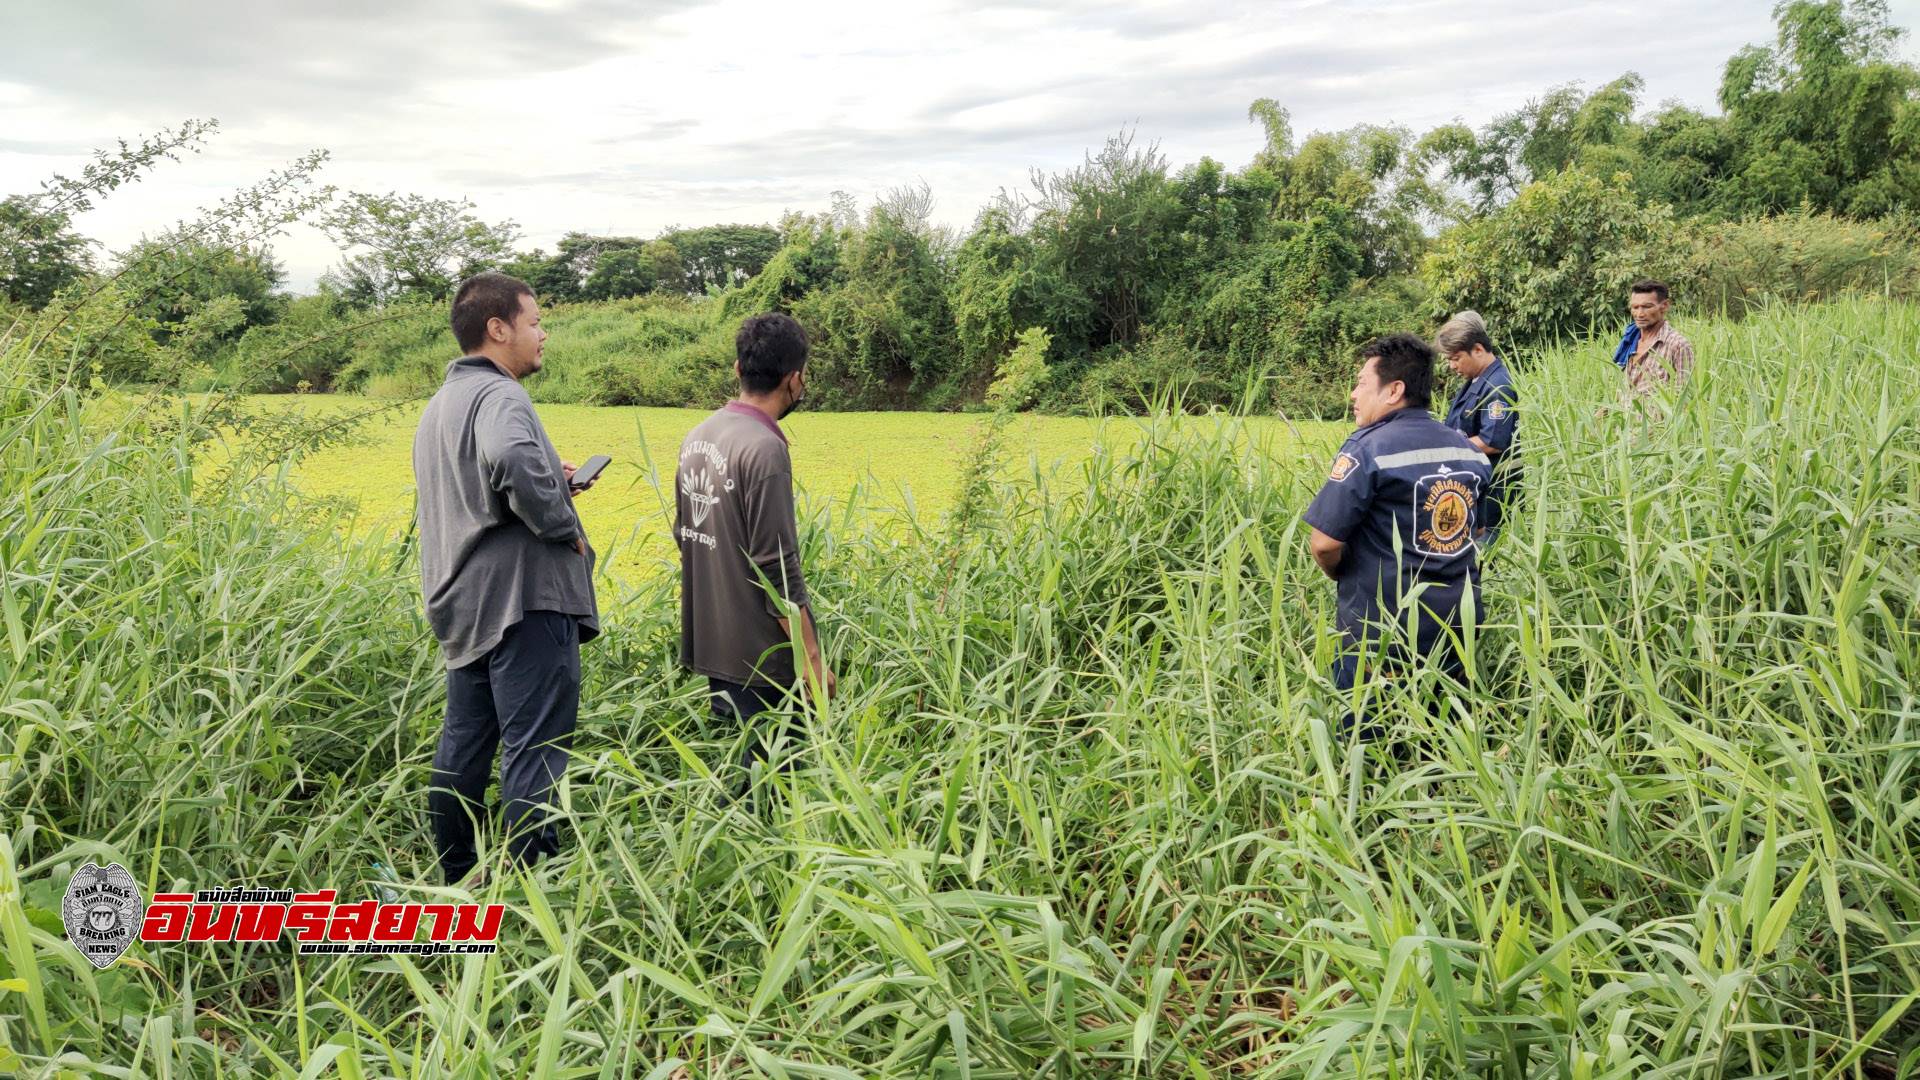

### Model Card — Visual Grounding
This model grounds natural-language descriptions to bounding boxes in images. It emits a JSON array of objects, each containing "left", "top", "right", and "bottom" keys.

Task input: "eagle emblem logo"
[{"left": 62, "top": 862, "right": 143, "bottom": 969}]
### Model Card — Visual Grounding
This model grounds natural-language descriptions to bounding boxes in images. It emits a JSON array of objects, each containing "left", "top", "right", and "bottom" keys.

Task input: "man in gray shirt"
[
  {"left": 677, "top": 313, "right": 834, "bottom": 782},
  {"left": 413, "top": 271, "right": 599, "bottom": 885}
]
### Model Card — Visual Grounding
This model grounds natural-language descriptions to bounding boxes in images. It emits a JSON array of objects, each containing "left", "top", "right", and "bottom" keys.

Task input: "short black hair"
[
  {"left": 736, "top": 312, "right": 809, "bottom": 393},
  {"left": 1359, "top": 332, "right": 1435, "bottom": 409},
  {"left": 450, "top": 272, "right": 534, "bottom": 353},
  {"left": 1630, "top": 279, "right": 1670, "bottom": 302}
]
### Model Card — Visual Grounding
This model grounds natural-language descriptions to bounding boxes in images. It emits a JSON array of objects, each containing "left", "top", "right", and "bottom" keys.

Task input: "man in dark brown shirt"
[{"left": 676, "top": 313, "right": 834, "bottom": 778}]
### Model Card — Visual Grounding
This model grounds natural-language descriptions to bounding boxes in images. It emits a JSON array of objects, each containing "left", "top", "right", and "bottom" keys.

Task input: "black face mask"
[{"left": 777, "top": 375, "right": 806, "bottom": 420}]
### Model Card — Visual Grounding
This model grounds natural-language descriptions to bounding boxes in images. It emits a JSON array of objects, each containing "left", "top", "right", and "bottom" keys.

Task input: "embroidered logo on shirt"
[
  {"left": 1329, "top": 453, "right": 1359, "bottom": 482},
  {"left": 1486, "top": 399, "right": 1508, "bottom": 421},
  {"left": 1413, "top": 467, "right": 1479, "bottom": 557}
]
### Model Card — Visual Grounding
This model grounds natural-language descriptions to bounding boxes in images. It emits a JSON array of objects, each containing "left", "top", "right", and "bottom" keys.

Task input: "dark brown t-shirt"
[{"left": 676, "top": 402, "right": 808, "bottom": 686}]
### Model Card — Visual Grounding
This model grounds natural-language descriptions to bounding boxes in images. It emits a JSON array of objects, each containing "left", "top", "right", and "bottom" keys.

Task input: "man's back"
[
  {"left": 676, "top": 402, "right": 808, "bottom": 687},
  {"left": 1306, "top": 408, "right": 1491, "bottom": 641}
]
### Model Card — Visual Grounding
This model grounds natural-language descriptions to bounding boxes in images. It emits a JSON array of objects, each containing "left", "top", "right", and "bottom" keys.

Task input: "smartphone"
[{"left": 569, "top": 454, "right": 611, "bottom": 491}]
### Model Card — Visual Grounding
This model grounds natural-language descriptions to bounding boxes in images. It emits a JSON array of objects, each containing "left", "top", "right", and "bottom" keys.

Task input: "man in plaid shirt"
[{"left": 1612, "top": 279, "right": 1695, "bottom": 394}]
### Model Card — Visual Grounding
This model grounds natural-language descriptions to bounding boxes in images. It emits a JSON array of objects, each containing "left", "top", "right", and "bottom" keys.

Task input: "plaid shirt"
[{"left": 1625, "top": 322, "right": 1695, "bottom": 394}]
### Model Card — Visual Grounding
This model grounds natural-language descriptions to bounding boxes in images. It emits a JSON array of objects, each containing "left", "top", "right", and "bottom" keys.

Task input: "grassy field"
[
  {"left": 239, "top": 395, "right": 1343, "bottom": 581},
  {"left": 4, "top": 301, "right": 1919, "bottom": 1077}
]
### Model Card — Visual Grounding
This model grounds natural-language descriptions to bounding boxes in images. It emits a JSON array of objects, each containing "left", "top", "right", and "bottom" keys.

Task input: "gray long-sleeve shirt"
[{"left": 413, "top": 357, "right": 599, "bottom": 669}]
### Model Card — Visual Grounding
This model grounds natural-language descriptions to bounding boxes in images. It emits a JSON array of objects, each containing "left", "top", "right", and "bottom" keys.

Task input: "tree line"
[{"left": 5, "top": 0, "right": 1918, "bottom": 414}]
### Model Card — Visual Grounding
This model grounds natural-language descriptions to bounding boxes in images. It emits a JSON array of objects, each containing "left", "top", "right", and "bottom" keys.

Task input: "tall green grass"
[{"left": 2, "top": 298, "right": 1917, "bottom": 1077}]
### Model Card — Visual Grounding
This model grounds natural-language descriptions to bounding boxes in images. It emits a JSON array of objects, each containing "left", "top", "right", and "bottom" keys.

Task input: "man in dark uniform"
[
  {"left": 1435, "top": 311, "right": 1518, "bottom": 545},
  {"left": 1303, "top": 333, "right": 1491, "bottom": 736}
]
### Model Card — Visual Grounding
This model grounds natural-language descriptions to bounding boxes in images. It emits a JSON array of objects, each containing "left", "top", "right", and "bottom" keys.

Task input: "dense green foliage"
[
  {"left": 300, "top": 294, "right": 730, "bottom": 404},
  {"left": 1427, "top": 1, "right": 1920, "bottom": 218},
  {"left": 7, "top": 109, "right": 1920, "bottom": 1077},
  {"left": 0, "top": 196, "right": 93, "bottom": 309},
  {"left": 115, "top": 233, "right": 286, "bottom": 361},
  {"left": 720, "top": 200, "right": 961, "bottom": 409},
  {"left": 1689, "top": 210, "right": 1920, "bottom": 314},
  {"left": 1421, "top": 170, "right": 1690, "bottom": 344},
  {"left": 503, "top": 224, "right": 784, "bottom": 305},
  {"left": 5, "top": 123, "right": 330, "bottom": 390},
  {"left": 318, "top": 191, "right": 520, "bottom": 306},
  {"left": 6, "top": 286, "right": 1919, "bottom": 1075},
  {"left": 11, "top": 3, "right": 1920, "bottom": 418}
]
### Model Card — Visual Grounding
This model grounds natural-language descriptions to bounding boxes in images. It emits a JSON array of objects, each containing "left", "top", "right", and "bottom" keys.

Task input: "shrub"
[
  {"left": 114, "top": 235, "right": 287, "bottom": 363},
  {"left": 1422, "top": 169, "right": 1693, "bottom": 345},
  {"left": 1063, "top": 337, "right": 1229, "bottom": 414},
  {"left": 984, "top": 326, "right": 1052, "bottom": 410},
  {"left": 214, "top": 291, "right": 355, "bottom": 392},
  {"left": 29, "top": 280, "right": 170, "bottom": 384},
  {"left": 578, "top": 333, "right": 733, "bottom": 407},
  {"left": 327, "top": 295, "right": 732, "bottom": 404},
  {"left": 332, "top": 298, "right": 446, "bottom": 395},
  {"left": 1687, "top": 210, "right": 1920, "bottom": 315}
]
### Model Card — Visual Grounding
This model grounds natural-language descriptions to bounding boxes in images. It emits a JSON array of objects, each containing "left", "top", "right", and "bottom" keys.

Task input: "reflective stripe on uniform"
[{"left": 1372, "top": 447, "right": 1488, "bottom": 470}]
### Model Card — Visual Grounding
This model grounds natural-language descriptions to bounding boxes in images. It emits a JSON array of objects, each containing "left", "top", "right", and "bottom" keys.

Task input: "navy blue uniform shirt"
[
  {"left": 1303, "top": 408, "right": 1491, "bottom": 646},
  {"left": 1443, "top": 357, "right": 1518, "bottom": 530}
]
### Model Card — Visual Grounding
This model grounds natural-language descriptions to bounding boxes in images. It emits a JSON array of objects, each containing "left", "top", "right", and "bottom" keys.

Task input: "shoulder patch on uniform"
[
  {"left": 1486, "top": 399, "right": 1508, "bottom": 421},
  {"left": 1329, "top": 452, "right": 1359, "bottom": 482}
]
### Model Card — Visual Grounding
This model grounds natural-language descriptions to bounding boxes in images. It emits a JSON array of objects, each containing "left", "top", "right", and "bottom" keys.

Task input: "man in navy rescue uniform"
[
  {"left": 1435, "top": 311, "right": 1517, "bottom": 545},
  {"left": 1303, "top": 333, "right": 1491, "bottom": 734}
]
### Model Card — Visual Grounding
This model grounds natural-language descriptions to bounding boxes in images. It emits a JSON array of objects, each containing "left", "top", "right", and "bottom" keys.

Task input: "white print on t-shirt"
[
  {"left": 682, "top": 438, "right": 730, "bottom": 477},
  {"left": 682, "top": 467, "right": 717, "bottom": 527},
  {"left": 679, "top": 440, "right": 729, "bottom": 545}
]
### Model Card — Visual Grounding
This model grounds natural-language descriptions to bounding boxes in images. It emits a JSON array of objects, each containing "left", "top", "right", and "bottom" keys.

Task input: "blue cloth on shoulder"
[{"left": 1611, "top": 322, "right": 1639, "bottom": 368}]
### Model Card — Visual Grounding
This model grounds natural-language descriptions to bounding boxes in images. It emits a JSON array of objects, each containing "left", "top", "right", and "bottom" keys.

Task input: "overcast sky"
[{"left": 6, "top": 0, "right": 1918, "bottom": 292}]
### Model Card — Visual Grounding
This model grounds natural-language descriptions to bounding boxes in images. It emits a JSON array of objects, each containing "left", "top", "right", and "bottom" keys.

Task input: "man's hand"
[
  {"left": 781, "top": 607, "right": 836, "bottom": 702},
  {"left": 803, "top": 660, "right": 838, "bottom": 702},
  {"left": 573, "top": 536, "right": 586, "bottom": 557}
]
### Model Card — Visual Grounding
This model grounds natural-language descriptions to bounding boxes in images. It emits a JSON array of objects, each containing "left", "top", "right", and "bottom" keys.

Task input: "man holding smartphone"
[{"left": 413, "top": 271, "right": 600, "bottom": 886}]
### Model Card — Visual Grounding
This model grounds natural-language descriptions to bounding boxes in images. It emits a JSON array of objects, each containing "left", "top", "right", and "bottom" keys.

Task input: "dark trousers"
[
  {"left": 431, "top": 611, "right": 580, "bottom": 884},
  {"left": 709, "top": 677, "right": 803, "bottom": 773},
  {"left": 1331, "top": 629, "right": 1468, "bottom": 742},
  {"left": 1481, "top": 471, "right": 1522, "bottom": 537}
]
